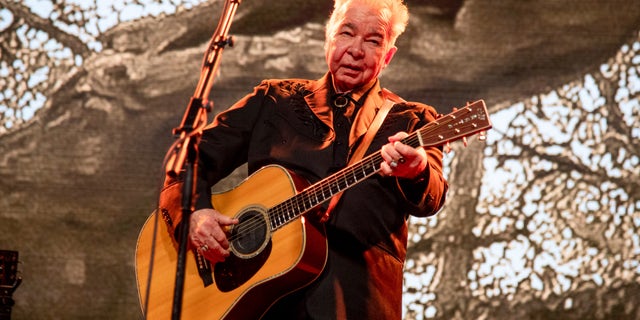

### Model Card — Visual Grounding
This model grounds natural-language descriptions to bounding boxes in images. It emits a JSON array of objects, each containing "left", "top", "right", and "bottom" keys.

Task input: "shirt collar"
[{"left": 330, "top": 75, "right": 378, "bottom": 106}]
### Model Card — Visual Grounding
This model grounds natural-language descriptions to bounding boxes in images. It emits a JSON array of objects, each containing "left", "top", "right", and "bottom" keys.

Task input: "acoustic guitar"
[{"left": 135, "top": 100, "right": 492, "bottom": 319}]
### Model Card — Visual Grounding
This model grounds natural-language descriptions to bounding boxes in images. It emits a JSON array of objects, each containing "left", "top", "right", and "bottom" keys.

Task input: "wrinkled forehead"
[
  {"left": 344, "top": 5, "right": 389, "bottom": 36},
  {"left": 328, "top": 1, "right": 392, "bottom": 39}
]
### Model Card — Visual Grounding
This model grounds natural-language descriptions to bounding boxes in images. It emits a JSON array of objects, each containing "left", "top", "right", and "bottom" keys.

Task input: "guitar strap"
[{"left": 320, "top": 89, "right": 404, "bottom": 223}]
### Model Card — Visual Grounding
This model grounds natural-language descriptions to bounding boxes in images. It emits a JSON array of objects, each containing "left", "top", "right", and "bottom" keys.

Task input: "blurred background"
[{"left": 0, "top": 0, "right": 638, "bottom": 319}]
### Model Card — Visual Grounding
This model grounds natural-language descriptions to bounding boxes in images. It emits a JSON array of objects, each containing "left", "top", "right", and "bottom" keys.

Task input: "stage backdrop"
[{"left": 0, "top": 0, "right": 639, "bottom": 319}]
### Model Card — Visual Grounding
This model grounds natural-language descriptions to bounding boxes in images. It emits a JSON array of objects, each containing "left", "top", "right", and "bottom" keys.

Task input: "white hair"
[{"left": 325, "top": 0, "right": 409, "bottom": 49}]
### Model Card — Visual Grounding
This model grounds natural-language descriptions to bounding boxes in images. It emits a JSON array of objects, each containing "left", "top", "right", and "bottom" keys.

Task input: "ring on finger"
[
  {"left": 200, "top": 244, "right": 209, "bottom": 251},
  {"left": 390, "top": 160, "right": 398, "bottom": 168},
  {"left": 398, "top": 157, "right": 406, "bottom": 164}
]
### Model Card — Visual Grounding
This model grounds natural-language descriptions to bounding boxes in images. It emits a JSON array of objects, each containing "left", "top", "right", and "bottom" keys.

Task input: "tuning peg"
[{"left": 444, "top": 141, "right": 452, "bottom": 154}]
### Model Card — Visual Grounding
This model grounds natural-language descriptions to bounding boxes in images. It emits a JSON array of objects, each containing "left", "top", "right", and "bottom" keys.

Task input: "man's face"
[{"left": 326, "top": 3, "right": 397, "bottom": 92}]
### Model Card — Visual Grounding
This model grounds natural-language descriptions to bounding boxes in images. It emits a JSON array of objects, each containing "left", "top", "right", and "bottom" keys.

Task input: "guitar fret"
[
  {"left": 296, "top": 199, "right": 304, "bottom": 215},
  {"left": 283, "top": 206, "right": 289, "bottom": 225},
  {"left": 364, "top": 163, "right": 372, "bottom": 175},
  {"left": 321, "top": 184, "right": 332, "bottom": 199},
  {"left": 275, "top": 208, "right": 282, "bottom": 227},
  {"left": 269, "top": 213, "right": 275, "bottom": 229},
  {"left": 284, "top": 206, "right": 291, "bottom": 222},
  {"left": 286, "top": 200, "right": 293, "bottom": 225},
  {"left": 284, "top": 200, "right": 293, "bottom": 225},
  {"left": 347, "top": 169, "right": 356, "bottom": 185},
  {"left": 288, "top": 200, "right": 296, "bottom": 225},
  {"left": 268, "top": 207, "right": 277, "bottom": 229},
  {"left": 341, "top": 176, "right": 348, "bottom": 187},
  {"left": 282, "top": 203, "right": 288, "bottom": 222},
  {"left": 366, "top": 158, "right": 377, "bottom": 176}
]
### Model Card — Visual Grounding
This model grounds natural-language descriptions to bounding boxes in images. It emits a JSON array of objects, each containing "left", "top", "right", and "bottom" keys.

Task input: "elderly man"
[{"left": 164, "top": 0, "right": 448, "bottom": 318}]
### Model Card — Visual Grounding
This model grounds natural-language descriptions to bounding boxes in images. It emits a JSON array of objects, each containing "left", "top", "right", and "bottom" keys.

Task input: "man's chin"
[{"left": 334, "top": 75, "right": 364, "bottom": 91}]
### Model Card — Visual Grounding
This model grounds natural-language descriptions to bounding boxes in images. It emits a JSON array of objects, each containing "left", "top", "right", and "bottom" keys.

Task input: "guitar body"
[{"left": 135, "top": 165, "right": 328, "bottom": 319}]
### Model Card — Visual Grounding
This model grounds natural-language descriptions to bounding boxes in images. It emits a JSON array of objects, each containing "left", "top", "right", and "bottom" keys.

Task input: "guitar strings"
[{"left": 225, "top": 107, "right": 479, "bottom": 242}]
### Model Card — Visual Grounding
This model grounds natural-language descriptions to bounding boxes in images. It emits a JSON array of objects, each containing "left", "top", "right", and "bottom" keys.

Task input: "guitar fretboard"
[{"left": 268, "top": 154, "right": 381, "bottom": 230}]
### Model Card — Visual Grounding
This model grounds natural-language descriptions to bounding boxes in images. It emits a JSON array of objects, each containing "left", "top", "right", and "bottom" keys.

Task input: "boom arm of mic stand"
[
  {"left": 161, "top": 1, "right": 242, "bottom": 319},
  {"left": 166, "top": 0, "right": 241, "bottom": 177}
]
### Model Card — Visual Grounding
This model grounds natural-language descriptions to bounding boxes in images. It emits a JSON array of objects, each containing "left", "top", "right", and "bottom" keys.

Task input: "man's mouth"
[{"left": 344, "top": 65, "right": 361, "bottom": 71}]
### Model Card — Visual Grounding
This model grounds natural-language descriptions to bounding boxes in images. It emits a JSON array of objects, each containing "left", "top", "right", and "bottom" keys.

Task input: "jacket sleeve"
[
  {"left": 157, "top": 81, "right": 272, "bottom": 241},
  {"left": 395, "top": 105, "right": 448, "bottom": 217}
]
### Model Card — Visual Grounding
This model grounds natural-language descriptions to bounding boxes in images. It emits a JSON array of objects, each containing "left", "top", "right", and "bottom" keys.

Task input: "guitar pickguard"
[
  {"left": 214, "top": 241, "right": 272, "bottom": 292},
  {"left": 213, "top": 206, "right": 273, "bottom": 292}
]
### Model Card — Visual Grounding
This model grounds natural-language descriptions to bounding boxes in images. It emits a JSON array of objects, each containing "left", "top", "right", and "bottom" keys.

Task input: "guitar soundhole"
[
  {"left": 230, "top": 207, "right": 270, "bottom": 258},
  {"left": 214, "top": 207, "right": 272, "bottom": 292}
]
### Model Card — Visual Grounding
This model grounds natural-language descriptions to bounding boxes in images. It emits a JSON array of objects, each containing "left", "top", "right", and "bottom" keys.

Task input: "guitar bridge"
[{"left": 194, "top": 250, "right": 214, "bottom": 287}]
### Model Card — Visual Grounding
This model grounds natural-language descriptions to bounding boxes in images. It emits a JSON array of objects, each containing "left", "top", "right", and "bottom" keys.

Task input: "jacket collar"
[
  {"left": 304, "top": 73, "right": 387, "bottom": 146},
  {"left": 303, "top": 73, "right": 334, "bottom": 130},
  {"left": 349, "top": 80, "right": 386, "bottom": 147}
]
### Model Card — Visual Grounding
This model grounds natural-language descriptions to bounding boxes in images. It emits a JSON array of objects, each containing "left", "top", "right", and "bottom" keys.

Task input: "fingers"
[
  {"left": 216, "top": 213, "right": 239, "bottom": 227},
  {"left": 382, "top": 142, "right": 405, "bottom": 165},
  {"left": 383, "top": 132, "right": 408, "bottom": 160},
  {"left": 380, "top": 134, "right": 428, "bottom": 179},
  {"left": 380, "top": 143, "right": 403, "bottom": 176},
  {"left": 190, "top": 209, "right": 238, "bottom": 263},
  {"left": 386, "top": 131, "right": 408, "bottom": 143}
]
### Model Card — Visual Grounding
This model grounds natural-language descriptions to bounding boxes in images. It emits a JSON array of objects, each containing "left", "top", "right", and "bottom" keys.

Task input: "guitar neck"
[
  {"left": 268, "top": 152, "right": 380, "bottom": 229},
  {"left": 267, "top": 100, "right": 491, "bottom": 230}
]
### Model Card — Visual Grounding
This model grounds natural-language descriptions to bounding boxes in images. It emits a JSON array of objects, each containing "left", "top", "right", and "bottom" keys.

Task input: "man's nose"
[{"left": 348, "top": 39, "right": 365, "bottom": 58}]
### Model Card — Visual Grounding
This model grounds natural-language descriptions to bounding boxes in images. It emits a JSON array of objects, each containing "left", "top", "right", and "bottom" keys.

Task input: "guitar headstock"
[{"left": 418, "top": 100, "right": 492, "bottom": 147}]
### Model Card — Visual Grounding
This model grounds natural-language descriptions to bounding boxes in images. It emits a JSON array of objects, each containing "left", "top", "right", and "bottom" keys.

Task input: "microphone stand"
[{"left": 164, "top": 1, "right": 241, "bottom": 319}]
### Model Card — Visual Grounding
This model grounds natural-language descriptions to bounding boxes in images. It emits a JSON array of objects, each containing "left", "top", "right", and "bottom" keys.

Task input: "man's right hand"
[{"left": 189, "top": 208, "right": 239, "bottom": 263}]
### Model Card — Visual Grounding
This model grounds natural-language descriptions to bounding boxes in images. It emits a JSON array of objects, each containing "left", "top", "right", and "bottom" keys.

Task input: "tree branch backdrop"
[{"left": 0, "top": 0, "right": 639, "bottom": 319}]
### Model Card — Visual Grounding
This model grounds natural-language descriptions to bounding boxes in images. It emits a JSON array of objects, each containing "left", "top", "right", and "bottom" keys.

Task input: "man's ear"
[{"left": 383, "top": 46, "right": 398, "bottom": 67}]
